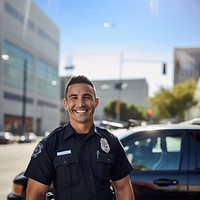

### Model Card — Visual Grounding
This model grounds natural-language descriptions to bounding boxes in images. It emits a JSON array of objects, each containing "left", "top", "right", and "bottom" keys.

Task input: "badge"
[
  {"left": 32, "top": 142, "right": 43, "bottom": 158},
  {"left": 100, "top": 138, "right": 110, "bottom": 153}
]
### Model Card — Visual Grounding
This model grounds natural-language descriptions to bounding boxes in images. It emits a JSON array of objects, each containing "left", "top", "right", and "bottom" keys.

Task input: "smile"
[{"left": 75, "top": 109, "right": 87, "bottom": 113}]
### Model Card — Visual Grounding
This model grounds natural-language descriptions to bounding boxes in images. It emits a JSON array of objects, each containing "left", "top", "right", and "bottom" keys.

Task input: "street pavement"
[{"left": 0, "top": 139, "right": 41, "bottom": 200}]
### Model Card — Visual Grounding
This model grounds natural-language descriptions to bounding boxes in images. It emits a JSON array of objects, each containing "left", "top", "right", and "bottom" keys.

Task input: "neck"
[{"left": 70, "top": 121, "right": 93, "bottom": 134}]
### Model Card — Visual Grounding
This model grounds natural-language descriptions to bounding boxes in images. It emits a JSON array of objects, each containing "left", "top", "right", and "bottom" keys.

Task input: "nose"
[{"left": 77, "top": 98, "right": 85, "bottom": 107}]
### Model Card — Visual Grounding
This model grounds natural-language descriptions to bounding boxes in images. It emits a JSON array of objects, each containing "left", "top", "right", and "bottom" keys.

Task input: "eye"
[
  {"left": 69, "top": 96, "right": 78, "bottom": 101},
  {"left": 84, "top": 95, "right": 92, "bottom": 100}
]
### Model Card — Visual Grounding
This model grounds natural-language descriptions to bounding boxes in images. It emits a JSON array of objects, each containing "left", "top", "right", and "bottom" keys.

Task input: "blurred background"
[
  {"left": 0, "top": 0, "right": 200, "bottom": 136},
  {"left": 0, "top": 1, "right": 200, "bottom": 199}
]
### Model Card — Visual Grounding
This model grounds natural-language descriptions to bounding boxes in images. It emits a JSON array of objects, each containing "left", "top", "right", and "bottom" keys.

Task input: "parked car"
[
  {"left": 0, "top": 131, "right": 15, "bottom": 144},
  {"left": 179, "top": 117, "right": 200, "bottom": 125},
  {"left": 7, "top": 124, "right": 200, "bottom": 200},
  {"left": 120, "top": 124, "right": 200, "bottom": 200},
  {"left": 18, "top": 132, "right": 37, "bottom": 143}
]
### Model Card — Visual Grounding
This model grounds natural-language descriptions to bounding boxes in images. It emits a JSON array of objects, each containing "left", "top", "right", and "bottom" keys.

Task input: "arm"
[
  {"left": 26, "top": 178, "right": 49, "bottom": 200},
  {"left": 112, "top": 175, "right": 135, "bottom": 200}
]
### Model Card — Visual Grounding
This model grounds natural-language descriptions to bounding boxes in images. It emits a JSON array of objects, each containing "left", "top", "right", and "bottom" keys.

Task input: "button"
[{"left": 88, "top": 176, "right": 92, "bottom": 180}]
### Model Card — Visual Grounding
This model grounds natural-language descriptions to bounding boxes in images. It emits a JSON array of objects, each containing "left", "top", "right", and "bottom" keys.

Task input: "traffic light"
[
  {"left": 163, "top": 63, "right": 167, "bottom": 74},
  {"left": 115, "top": 82, "right": 122, "bottom": 90},
  {"left": 147, "top": 109, "right": 153, "bottom": 117}
]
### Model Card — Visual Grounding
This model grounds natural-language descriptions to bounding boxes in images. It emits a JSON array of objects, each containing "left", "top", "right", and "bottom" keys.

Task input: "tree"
[
  {"left": 103, "top": 99, "right": 145, "bottom": 121},
  {"left": 148, "top": 79, "right": 197, "bottom": 121}
]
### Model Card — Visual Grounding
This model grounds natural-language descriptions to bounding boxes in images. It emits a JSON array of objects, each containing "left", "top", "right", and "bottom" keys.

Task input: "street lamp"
[{"left": 2, "top": 54, "right": 9, "bottom": 60}]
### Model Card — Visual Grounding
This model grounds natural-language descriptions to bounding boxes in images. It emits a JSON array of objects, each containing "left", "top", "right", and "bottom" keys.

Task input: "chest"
[
  {"left": 53, "top": 136, "right": 114, "bottom": 166},
  {"left": 52, "top": 136, "right": 115, "bottom": 186}
]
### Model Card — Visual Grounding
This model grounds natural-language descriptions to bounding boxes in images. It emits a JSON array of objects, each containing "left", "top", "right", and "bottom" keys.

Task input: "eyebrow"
[
  {"left": 68, "top": 93, "right": 93, "bottom": 98},
  {"left": 68, "top": 94, "right": 78, "bottom": 98}
]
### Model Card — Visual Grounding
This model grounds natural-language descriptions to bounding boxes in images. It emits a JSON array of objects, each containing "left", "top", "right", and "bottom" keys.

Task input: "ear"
[
  {"left": 95, "top": 97, "right": 99, "bottom": 108},
  {"left": 63, "top": 98, "right": 68, "bottom": 110}
]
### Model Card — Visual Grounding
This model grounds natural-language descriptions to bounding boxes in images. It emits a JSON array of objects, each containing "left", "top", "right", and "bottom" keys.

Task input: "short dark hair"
[{"left": 64, "top": 75, "right": 96, "bottom": 98}]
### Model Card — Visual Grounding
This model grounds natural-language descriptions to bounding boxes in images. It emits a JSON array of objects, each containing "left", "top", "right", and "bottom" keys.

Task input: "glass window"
[
  {"left": 5, "top": 2, "right": 24, "bottom": 23},
  {"left": 2, "top": 40, "right": 34, "bottom": 91},
  {"left": 37, "top": 28, "right": 58, "bottom": 49},
  {"left": 123, "top": 131, "right": 182, "bottom": 171},
  {"left": 36, "top": 59, "right": 59, "bottom": 99}
]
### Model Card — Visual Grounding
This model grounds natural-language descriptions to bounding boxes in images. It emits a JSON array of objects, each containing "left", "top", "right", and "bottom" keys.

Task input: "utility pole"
[
  {"left": 116, "top": 52, "right": 123, "bottom": 121},
  {"left": 115, "top": 52, "right": 170, "bottom": 121},
  {"left": 22, "top": 59, "right": 27, "bottom": 133}
]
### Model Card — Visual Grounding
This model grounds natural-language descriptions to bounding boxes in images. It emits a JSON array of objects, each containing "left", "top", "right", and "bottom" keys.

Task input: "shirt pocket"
[
  {"left": 96, "top": 153, "right": 114, "bottom": 183},
  {"left": 54, "top": 154, "right": 79, "bottom": 186}
]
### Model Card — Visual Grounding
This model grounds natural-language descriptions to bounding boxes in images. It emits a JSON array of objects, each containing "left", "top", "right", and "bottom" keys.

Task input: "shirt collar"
[
  {"left": 63, "top": 123, "right": 74, "bottom": 140},
  {"left": 63, "top": 123, "right": 103, "bottom": 140}
]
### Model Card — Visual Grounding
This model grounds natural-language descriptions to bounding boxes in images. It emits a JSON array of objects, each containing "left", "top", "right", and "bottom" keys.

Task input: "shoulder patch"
[{"left": 32, "top": 142, "right": 44, "bottom": 158}]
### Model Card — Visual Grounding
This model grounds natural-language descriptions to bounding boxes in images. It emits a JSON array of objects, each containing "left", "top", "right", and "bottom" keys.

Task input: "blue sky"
[{"left": 33, "top": 0, "right": 200, "bottom": 96}]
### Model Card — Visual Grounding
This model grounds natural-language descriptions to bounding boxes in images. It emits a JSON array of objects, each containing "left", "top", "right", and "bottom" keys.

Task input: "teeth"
[{"left": 76, "top": 110, "right": 86, "bottom": 113}]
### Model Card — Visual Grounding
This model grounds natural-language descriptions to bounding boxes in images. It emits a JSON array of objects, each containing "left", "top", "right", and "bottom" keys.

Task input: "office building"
[
  {"left": 0, "top": 0, "right": 60, "bottom": 134},
  {"left": 94, "top": 79, "right": 148, "bottom": 120},
  {"left": 174, "top": 48, "right": 200, "bottom": 84},
  {"left": 174, "top": 48, "right": 200, "bottom": 119}
]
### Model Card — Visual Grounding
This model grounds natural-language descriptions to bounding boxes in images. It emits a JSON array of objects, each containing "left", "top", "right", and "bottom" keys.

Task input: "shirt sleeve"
[
  {"left": 24, "top": 139, "right": 54, "bottom": 186},
  {"left": 111, "top": 137, "right": 133, "bottom": 181}
]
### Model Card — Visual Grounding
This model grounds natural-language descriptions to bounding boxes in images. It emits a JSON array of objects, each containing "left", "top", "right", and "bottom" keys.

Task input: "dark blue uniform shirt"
[{"left": 25, "top": 123, "right": 133, "bottom": 200}]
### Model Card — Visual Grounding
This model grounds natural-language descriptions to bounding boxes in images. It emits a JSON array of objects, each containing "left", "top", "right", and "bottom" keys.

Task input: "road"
[{"left": 0, "top": 140, "right": 40, "bottom": 200}]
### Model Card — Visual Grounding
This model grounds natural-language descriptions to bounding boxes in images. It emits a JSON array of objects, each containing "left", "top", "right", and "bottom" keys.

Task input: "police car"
[{"left": 7, "top": 124, "right": 200, "bottom": 200}]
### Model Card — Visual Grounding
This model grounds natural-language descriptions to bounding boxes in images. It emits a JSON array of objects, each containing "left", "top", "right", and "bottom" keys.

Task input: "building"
[
  {"left": 93, "top": 79, "right": 149, "bottom": 120},
  {"left": 0, "top": 0, "right": 60, "bottom": 134},
  {"left": 174, "top": 48, "right": 200, "bottom": 84},
  {"left": 188, "top": 77, "right": 200, "bottom": 119},
  {"left": 60, "top": 77, "right": 149, "bottom": 123},
  {"left": 174, "top": 48, "right": 200, "bottom": 119}
]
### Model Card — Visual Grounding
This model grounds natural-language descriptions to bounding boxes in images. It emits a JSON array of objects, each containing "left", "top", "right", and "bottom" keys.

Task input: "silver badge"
[
  {"left": 32, "top": 142, "right": 43, "bottom": 158},
  {"left": 100, "top": 138, "right": 110, "bottom": 153}
]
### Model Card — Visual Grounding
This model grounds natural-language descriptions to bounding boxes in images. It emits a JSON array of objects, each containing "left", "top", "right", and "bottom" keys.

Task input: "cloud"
[{"left": 149, "top": 0, "right": 159, "bottom": 15}]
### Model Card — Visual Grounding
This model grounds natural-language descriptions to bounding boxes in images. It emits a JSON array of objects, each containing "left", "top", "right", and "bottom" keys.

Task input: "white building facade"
[{"left": 0, "top": 0, "right": 60, "bottom": 134}]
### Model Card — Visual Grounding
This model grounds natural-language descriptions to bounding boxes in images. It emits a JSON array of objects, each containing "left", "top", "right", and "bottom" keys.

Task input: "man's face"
[{"left": 63, "top": 83, "right": 99, "bottom": 124}]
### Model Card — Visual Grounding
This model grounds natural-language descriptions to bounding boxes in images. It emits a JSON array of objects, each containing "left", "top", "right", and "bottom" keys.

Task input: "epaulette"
[
  {"left": 96, "top": 126, "right": 117, "bottom": 139},
  {"left": 96, "top": 126, "right": 110, "bottom": 134},
  {"left": 43, "top": 123, "right": 68, "bottom": 140}
]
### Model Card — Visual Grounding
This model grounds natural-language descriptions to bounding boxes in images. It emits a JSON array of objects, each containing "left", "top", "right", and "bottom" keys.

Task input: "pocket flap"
[
  {"left": 54, "top": 154, "right": 78, "bottom": 167},
  {"left": 97, "top": 154, "right": 114, "bottom": 164}
]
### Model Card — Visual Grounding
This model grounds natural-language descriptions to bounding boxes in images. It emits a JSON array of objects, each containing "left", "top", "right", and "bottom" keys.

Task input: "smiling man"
[{"left": 25, "top": 75, "right": 134, "bottom": 200}]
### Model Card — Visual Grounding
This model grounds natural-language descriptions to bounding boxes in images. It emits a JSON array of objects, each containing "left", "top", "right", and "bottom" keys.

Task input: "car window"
[{"left": 123, "top": 131, "right": 182, "bottom": 171}]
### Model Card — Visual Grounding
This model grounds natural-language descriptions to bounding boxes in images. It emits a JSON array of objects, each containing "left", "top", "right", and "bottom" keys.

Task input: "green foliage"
[
  {"left": 103, "top": 99, "right": 118, "bottom": 119},
  {"left": 103, "top": 99, "right": 145, "bottom": 121},
  {"left": 148, "top": 79, "right": 198, "bottom": 121}
]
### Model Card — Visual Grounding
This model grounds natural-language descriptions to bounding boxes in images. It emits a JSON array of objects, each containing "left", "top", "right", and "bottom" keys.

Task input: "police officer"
[{"left": 25, "top": 75, "right": 134, "bottom": 200}]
